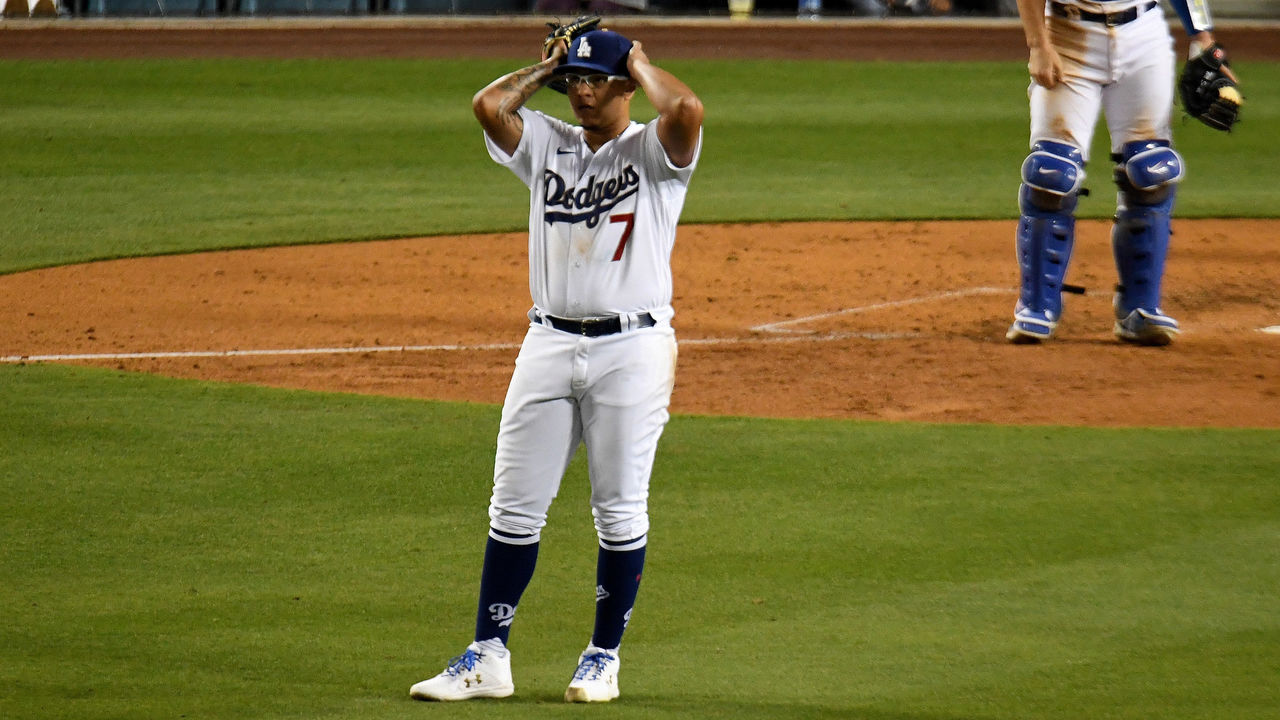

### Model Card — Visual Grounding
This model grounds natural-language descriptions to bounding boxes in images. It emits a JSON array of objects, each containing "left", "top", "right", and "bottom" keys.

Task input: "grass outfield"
[
  {"left": 1, "top": 58, "right": 1278, "bottom": 272},
  {"left": 2, "top": 57, "right": 1279, "bottom": 719},
  {"left": 2, "top": 364, "right": 1277, "bottom": 720}
]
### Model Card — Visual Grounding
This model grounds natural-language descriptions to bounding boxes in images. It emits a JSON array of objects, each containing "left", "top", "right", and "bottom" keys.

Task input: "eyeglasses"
[{"left": 561, "top": 74, "right": 626, "bottom": 89}]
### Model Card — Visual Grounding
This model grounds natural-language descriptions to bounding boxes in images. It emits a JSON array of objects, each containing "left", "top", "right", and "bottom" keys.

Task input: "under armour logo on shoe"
[
  {"left": 489, "top": 603, "right": 516, "bottom": 627},
  {"left": 595, "top": 585, "right": 611, "bottom": 602},
  {"left": 577, "top": 39, "right": 593, "bottom": 58}
]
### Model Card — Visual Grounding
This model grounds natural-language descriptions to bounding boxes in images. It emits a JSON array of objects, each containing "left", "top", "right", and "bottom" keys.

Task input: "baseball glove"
[
  {"left": 543, "top": 15, "right": 602, "bottom": 94},
  {"left": 1178, "top": 43, "right": 1243, "bottom": 132}
]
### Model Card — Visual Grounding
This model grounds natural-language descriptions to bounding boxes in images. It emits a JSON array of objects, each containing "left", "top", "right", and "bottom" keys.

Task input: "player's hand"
[
  {"left": 542, "top": 37, "right": 569, "bottom": 63},
  {"left": 541, "top": 15, "right": 599, "bottom": 65},
  {"left": 1029, "top": 44, "right": 1064, "bottom": 89},
  {"left": 626, "top": 41, "right": 650, "bottom": 75},
  {"left": 1180, "top": 32, "right": 1242, "bottom": 132},
  {"left": 1190, "top": 31, "right": 1239, "bottom": 83}
]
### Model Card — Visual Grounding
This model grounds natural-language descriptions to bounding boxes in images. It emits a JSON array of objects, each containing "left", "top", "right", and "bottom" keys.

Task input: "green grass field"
[
  {"left": 2, "top": 58, "right": 1278, "bottom": 272},
  {"left": 2, "top": 56, "right": 1279, "bottom": 720}
]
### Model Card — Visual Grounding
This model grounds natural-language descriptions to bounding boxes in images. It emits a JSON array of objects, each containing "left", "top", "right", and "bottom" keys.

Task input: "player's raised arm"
[
  {"left": 472, "top": 43, "right": 566, "bottom": 156},
  {"left": 625, "top": 42, "right": 703, "bottom": 169}
]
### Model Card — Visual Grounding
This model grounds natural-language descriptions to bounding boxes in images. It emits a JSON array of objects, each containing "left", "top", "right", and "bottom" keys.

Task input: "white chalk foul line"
[
  {"left": 0, "top": 332, "right": 913, "bottom": 364},
  {"left": 684, "top": 331, "right": 921, "bottom": 346},
  {"left": 0, "top": 342, "right": 523, "bottom": 364},
  {"left": 1, "top": 288, "right": 1016, "bottom": 364},
  {"left": 751, "top": 286, "right": 1012, "bottom": 334}
]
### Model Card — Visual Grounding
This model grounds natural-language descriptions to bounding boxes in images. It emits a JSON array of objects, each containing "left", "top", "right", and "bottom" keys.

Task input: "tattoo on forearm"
[{"left": 494, "top": 63, "right": 552, "bottom": 128}]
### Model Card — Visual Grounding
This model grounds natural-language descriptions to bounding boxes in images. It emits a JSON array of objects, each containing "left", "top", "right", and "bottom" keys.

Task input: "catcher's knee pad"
[
  {"left": 1022, "top": 140, "right": 1085, "bottom": 212},
  {"left": 1114, "top": 140, "right": 1184, "bottom": 205},
  {"left": 1015, "top": 141, "right": 1084, "bottom": 322},
  {"left": 1112, "top": 140, "right": 1184, "bottom": 314}
]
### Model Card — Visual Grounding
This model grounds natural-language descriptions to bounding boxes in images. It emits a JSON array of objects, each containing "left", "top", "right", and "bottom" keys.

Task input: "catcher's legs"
[
  {"left": 1099, "top": 27, "right": 1181, "bottom": 346},
  {"left": 1015, "top": 69, "right": 1103, "bottom": 344},
  {"left": 1008, "top": 140, "right": 1085, "bottom": 343},
  {"left": 1110, "top": 140, "right": 1184, "bottom": 346}
]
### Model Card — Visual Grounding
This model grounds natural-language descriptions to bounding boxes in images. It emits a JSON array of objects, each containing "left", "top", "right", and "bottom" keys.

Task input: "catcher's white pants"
[
  {"left": 1029, "top": 5, "right": 1176, "bottom": 160},
  {"left": 487, "top": 322, "right": 676, "bottom": 546}
]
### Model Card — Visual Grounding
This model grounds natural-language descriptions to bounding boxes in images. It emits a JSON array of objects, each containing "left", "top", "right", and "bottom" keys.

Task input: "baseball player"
[
  {"left": 409, "top": 25, "right": 703, "bottom": 704},
  {"left": 1006, "top": 0, "right": 1239, "bottom": 345}
]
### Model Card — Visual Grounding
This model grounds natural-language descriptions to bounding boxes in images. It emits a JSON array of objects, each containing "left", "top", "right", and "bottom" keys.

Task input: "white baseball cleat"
[
  {"left": 564, "top": 645, "right": 621, "bottom": 703},
  {"left": 409, "top": 642, "right": 514, "bottom": 701}
]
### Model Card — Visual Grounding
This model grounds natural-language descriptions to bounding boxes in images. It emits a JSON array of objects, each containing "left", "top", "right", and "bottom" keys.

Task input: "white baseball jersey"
[
  {"left": 1031, "top": 0, "right": 1175, "bottom": 159},
  {"left": 486, "top": 107, "right": 701, "bottom": 321}
]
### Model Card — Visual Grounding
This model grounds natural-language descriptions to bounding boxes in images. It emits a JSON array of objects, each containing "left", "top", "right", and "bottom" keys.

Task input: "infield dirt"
[{"left": 1, "top": 19, "right": 1277, "bottom": 428}]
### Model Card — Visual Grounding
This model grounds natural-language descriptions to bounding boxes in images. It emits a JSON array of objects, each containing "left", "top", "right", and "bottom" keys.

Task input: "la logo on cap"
[{"left": 578, "top": 39, "right": 593, "bottom": 58}]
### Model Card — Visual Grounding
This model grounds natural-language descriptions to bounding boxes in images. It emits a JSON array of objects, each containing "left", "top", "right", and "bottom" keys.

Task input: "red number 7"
[{"left": 610, "top": 213, "right": 635, "bottom": 262}]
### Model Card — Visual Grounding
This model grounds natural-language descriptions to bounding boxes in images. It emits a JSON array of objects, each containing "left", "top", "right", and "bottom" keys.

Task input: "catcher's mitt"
[
  {"left": 1178, "top": 43, "right": 1243, "bottom": 132},
  {"left": 543, "top": 15, "right": 603, "bottom": 94}
]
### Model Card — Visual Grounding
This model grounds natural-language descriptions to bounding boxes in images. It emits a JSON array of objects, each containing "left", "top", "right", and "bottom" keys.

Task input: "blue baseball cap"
[{"left": 554, "top": 30, "right": 633, "bottom": 78}]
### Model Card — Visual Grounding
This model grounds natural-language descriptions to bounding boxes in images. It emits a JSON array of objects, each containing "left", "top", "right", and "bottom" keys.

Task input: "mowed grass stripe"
[
  {"left": 2, "top": 363, "right": 1277, "bottom": 719},
  {"left": 1, "top": 58, "right": 1278, "bottom": 273}
]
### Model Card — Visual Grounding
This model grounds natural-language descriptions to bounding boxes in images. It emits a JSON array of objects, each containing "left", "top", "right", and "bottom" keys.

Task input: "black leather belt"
[
  {"left": 1051, "top": 1, "right": 1157, "bottom": 26},
  {"left": 535, "top": 311, "right": 656, "bottom": 337}
]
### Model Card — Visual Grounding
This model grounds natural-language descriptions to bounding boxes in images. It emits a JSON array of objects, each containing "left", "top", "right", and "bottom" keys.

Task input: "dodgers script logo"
[
  {"left": 489, "top": 603, "right": 516, "bottom": 628},
  {"left": 543, "top": 166, "right": 639, "bottom": 228}
]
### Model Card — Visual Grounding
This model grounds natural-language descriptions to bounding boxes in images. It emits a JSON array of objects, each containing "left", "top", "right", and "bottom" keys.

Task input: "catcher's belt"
[{"left": 1050, "top": 1, "right": 1157, "bottom": 26}]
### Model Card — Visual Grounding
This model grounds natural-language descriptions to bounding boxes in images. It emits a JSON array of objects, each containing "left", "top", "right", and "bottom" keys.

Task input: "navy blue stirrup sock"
[
  {"left": 474, "top": 534, "right": 538, "bottom": 645},
  {"left": 591, "top": 540, "right": 646, "bottom": 650}
]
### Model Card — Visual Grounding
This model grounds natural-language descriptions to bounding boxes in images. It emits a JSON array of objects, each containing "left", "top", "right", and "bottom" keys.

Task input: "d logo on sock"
[{"left": 489, "top": 603, "right": 516, "bottom": 627}]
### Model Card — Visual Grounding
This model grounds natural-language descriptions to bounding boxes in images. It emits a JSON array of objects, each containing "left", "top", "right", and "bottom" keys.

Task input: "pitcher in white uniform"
[
  {"left": 410, "top": 28, "right": 703, "bottom": 704},
  {"left": 1006, "top": 0, "right": 1233, "bottom": 345}
]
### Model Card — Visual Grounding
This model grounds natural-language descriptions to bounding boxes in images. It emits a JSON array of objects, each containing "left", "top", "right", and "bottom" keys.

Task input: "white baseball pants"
[
  {"left": 487, "top": 322, "right": 677, "bottom": 546},
  {"left": 1029, "top": 6, "right": 1176, "bottom": 160}
]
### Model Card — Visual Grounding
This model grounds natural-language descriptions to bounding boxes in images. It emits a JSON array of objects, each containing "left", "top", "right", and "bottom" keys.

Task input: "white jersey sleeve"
[{"left": 483, "top": 107, "right": 574, "bottom": 188}]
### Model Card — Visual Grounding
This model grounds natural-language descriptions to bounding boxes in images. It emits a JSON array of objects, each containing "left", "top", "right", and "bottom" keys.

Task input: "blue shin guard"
[
  {"left": 1111, "top": 141, "right": 1184, "bottom": 345},
  {"left": 1008, "top": 141, "right": 1084, "bottom": 343}
]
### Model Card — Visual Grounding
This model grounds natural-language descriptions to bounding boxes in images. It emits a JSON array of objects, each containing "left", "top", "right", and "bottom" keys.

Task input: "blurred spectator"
[
  {"left": 849, "top": 0, "right": 888, "bottom": 16},
  {"left": 886, "top": 0, "right": 950, "bottom": 15},
  {"left": 646, "top": 0, "right": 718, "bottom": 11},
  {"left": 533, "top": 0, "right": 646, "bottom": 12},
  {"left": 752, "top": 0, "right": 1011, "bottom": 15},
  {"left": 749, "top": 0, "right": 893, "bottom": 16},
  {"left": 949, "top": 0, "right": 1015, "bottom": 15}
]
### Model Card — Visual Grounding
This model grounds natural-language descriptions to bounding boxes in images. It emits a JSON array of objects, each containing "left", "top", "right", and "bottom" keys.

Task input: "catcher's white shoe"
[
  {"left": 409, "top": 641, "right": 513, "bottom": 701},
  {"left": 564, "top": 645, "right": 621, "bottom": 703}
]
